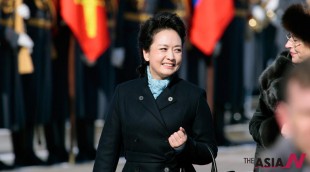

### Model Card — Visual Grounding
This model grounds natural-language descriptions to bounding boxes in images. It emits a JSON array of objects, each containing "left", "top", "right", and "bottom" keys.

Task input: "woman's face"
[
  {"left": 143, "top": 29, "right": 182, "bottom": 80},
  {"left": 285, "top": 34, "right": 310, "bottom": 63}
]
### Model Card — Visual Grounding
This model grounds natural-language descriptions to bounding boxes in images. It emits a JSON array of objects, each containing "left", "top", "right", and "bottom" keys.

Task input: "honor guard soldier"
[
  {"left": 73, "top": 0, "right": 115, "bottom": 163},
  {"left": 97, "top": 0, "right": 118, "bottom": 120},
  {"left": 111, "top": 0, "right": 159, "bottom": 84},
  {"left": 0, "top": 0, "right": 46, "bottom": 168},
  {"left": 213, "top": 0, "right": 249, "bottom": 146},
  {"left": 19, "top": 0, "right": 54, "bottom": 166},
  {"left": 48, "top": 0, "right": 70, "bottom": 165}
]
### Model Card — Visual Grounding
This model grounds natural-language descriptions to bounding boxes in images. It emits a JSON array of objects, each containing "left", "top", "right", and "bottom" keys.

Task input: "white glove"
[
  {"left": 252, "top": 5, "right": 266, "bottom": 22},
  {"left": 17, "top": 3, "right": 30, "bottom": 19},
  {"left": 111, "top": 47, "right": 125, "bottom": 68},
  {"left": 18, "top": 33, "right": 34, "bottom": 53},
  {"left": 265, "top": 0, "right": 279, "bottom": 24},
  {"left": 264, "top": 0, "right": 279, "bottom": 11}
]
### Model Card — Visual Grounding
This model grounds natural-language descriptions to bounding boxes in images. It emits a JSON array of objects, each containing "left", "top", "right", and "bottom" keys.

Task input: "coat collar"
[
  {"left": 142, "top": 72, "right": 181, "bottom": 90},
  {"left": 143, "top": 73, "right": 180, "bottom": 109}
]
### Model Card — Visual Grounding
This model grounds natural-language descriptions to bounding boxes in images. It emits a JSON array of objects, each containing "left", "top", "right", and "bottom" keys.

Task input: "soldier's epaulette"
[
  {"left": 35, "top": 0, "right": 49, "bottom": 10},
  {"left": 27, "top": 18, "right": 52, "bottom": 29},
  {"left": 158, "top": 9, "right": 186, "bottom": 18},
  {"left": 235, "top": 8, "right": 248, "bottom": 18},
  {"left": 0, "top": 18, "right": 14, "bottom": 28},
  {"left": 107, "top": 19, "right": 115, "bottom": 28},
  {"left": 124, "top": 12, "right": 152, "bottom": 23},
  {"left": 1, "top": 0, "right": 14, "bottom": 14}
]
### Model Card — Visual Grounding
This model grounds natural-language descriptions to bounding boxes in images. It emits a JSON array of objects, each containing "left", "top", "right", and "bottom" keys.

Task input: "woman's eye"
[
  {"left": 174, "top": 49, "right": 182, "bottom": 53},
  {"left": 160, "top": 48, "right": 167, "bottom": 51}
]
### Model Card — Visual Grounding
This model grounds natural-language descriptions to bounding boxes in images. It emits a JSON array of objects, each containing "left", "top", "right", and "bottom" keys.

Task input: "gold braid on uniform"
[
  {"left": 105, "top": 0, "right": 116, "bottom": 28},
  {"left": 0, "top": 0, "right": 14, "bottom": 28},
  {"left": 158, "top": 0, "right": 188, "bottom": 19},
  {"left": 35, "top": 0, "right": 47, "bottom": 10},
  {"left": 1, "top": 0, "right": 14, "bottom": 14},
  {"left": 46, "top": 0, "right": 57, "bottom": 27},
  {"left": 27, "top": 0, "right": 53, "bottom": 29}
]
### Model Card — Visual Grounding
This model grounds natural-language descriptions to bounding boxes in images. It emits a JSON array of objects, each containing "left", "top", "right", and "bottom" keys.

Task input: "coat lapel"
[
  {"left": 156, "top": 88, "right": 177, "bottom": 110},
  {"left": 139, "top": 85, "right": 169, "bottom": 134},
  {"left": 138, "top": 75, "right": 180, "bottom": 134},
  {"left": 156, "top": 75, "right": 180, "bottom": 110}
]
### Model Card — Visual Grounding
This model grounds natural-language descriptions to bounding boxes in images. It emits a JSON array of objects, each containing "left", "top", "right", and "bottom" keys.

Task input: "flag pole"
[{"left": 68, "top": 34, "right": 76, "bottom": 164}]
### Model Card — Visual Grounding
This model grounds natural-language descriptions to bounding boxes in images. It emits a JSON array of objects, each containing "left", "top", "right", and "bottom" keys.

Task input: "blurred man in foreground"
[{"left": 258, "top": 59, "right": 310, "bottom": 171}]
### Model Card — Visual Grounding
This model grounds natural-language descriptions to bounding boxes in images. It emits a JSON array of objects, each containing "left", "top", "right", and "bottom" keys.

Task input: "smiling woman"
[
  {"left": 137, "top": 12, "right": 186, "bottom": 79},
  {"left": 93, "top": 12, "right": 217, "bottom": 172},
  {"left": 283, "top": 4, "right": 310, "bottom": 63},
  {"left": 142, "top": 29, "right": 182, "bottom": 80},
  {"left": 285, "top": 32, "right": 310, "bottom": 63}
]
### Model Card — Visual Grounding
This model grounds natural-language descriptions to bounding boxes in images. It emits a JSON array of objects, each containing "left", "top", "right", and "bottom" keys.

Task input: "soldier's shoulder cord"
[{"left": 1, "top": 0, "right": 15, "bottom": 14}]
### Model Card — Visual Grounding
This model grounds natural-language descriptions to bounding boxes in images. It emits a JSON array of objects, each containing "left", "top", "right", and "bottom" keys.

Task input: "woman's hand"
[{"left": 168, "top": 127, "right": 187, "bottom": 148}]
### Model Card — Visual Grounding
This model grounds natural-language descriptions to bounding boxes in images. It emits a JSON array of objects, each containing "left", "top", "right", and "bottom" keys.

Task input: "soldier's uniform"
[
  {"left": 97, "top": 0, "right": 117, "bottom": 120},
  {"left": 47, "top": 0, "right": 70, "bottom": 164},
  {"left": 23, "top": 0, "right": 53, "bottom": 126},
  {"left": 0, "top": 0, "right": 45, "bottom": 167},
  {"left": 0, "top": 2, "right": 20, "bottom": 164},
  {"left": 74, "top": 0, "right": 117, "bottom": 162},
  {"left": 157, "top": 0, "right": 189, "bottom": 20},
  {"left": 0, "top": 0, "right": 25, "bottom": 131},
  {"left": 114, "top": 0, "right": 159, "bottom": 84},
  {"left": 213, "top": 0, "right": 248, "bottom": 145},
  {"left": 74, "top": 43, "right": 98, "bottom": 162},
  {"left": 14, "top": 0, "right": 54, "bottom": 166}
]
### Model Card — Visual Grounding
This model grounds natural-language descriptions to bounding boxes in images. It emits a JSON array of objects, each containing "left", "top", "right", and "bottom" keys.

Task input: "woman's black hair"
[{"left": 137, "top": 12, "right": 186, "bottom": 77}]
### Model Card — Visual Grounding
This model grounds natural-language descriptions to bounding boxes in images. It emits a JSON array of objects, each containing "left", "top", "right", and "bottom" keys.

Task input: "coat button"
[
  {"left": 139, "top": 96, "right": 144, "bottom": 100},
  {"left": 168, "top": 97, "right": 173, "bottom": 102},
  {"left": 164, "top": 167, "right": 170, "bottom": 172},
  {"left": 135, "top": 167, "right": 140, "bottom": 172}
]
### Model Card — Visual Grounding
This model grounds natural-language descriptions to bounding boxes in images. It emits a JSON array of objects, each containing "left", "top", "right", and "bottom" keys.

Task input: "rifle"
[{"left": 14, "top": 0, "right": 34, "bottom": 74}]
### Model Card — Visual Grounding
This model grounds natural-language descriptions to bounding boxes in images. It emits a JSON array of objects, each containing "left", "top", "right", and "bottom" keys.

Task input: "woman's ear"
[{"left": 143, "top": 49, "right": 150, "bottom": 62}]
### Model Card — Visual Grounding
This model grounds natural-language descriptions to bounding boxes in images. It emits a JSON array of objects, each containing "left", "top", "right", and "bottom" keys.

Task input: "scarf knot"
[{"left": 147, "top": 66, "right": 170, "bottom": 99}]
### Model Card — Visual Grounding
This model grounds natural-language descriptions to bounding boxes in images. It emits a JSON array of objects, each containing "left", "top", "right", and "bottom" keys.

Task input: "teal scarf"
[{"left": 147, "top": 66, "right": 170, "bottom": 99}]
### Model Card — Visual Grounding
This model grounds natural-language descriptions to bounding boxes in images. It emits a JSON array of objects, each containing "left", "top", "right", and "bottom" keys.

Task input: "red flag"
[
  {"left": 190, "top": 0, "right": 234, "bottom": 55},
  {"left": 60, "top": 0, "right": 110, "bottom": 62}
]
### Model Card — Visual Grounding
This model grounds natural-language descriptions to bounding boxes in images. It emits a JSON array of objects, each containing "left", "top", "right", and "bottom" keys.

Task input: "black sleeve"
[
  {"left": 0, "top": 26, "right": 19, "bottom": 49},
  {"left": 178, "top": 91, "right": 218, "bottom": 165},
  {"left": 0, "top": 11, "right": 3, "bottom": 39},
  {"left": 114, "top": 0, "right": 124, "bottom": 48},
  {"left": 0, "top": 8, "right": 19, "bottom": 49},
  {"left": 249, "top": 96, "right": 280, "bottom": 147},
  {"left": 93, "top": 86, "right": 122, "bottom": 172},
  {"left": 0, "top": 20, "right": 4, "bottom": 40}
]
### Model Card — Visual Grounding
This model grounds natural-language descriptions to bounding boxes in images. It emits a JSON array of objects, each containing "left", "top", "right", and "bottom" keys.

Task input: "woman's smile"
[{"left": 162, "top": 62, "right": 176, "bottom": 68}]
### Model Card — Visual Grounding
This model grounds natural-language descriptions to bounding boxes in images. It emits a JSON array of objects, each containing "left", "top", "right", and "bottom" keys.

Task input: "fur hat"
[{"left": 282, "top": 4, "right": 310, "bottom": 45}]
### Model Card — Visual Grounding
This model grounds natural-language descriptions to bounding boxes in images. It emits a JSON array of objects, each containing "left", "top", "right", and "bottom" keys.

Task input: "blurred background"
[{"left": 0, "top": 0, "right": 309, "bottom": 171}]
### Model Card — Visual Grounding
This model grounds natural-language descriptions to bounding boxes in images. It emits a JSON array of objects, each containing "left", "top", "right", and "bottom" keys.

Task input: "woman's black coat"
[
  {"left": 93, "top": 75, "right": 217, "bottom": 172},
  {"left": 249, "top": 51, "right": 294, "bottom": 157}
]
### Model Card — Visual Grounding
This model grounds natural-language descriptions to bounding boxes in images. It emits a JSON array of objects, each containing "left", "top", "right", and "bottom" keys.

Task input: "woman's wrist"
[{"left": 174, "top": 142, "right": 186, "bottom": 153}]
